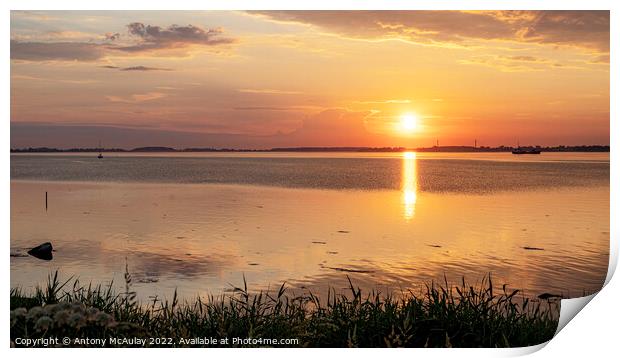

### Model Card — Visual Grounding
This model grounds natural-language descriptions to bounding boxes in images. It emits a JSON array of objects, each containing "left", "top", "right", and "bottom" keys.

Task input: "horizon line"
[{"left": 10, "top": 144, "right": 611, "bottom": 153}]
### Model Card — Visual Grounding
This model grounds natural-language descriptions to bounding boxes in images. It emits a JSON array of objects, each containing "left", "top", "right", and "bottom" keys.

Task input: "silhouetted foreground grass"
[{"left": 10, "top": 272, "right": 558, "bottom": 348}]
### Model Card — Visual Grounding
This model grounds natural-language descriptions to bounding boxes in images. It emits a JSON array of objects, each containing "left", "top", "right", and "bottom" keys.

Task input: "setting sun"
[{"left": 400, "top": 114, "right": 420, "bottom": 133}]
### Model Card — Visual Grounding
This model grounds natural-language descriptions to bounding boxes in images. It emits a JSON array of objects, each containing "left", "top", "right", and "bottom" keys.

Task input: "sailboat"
[{"left": 97, "top": 140, "right": 103, "bottom": 159}]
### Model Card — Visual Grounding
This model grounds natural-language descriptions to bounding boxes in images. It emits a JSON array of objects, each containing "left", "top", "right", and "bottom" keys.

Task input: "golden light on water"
[{"left": 402, "top": 151, "right": 418, "bottom": 220}]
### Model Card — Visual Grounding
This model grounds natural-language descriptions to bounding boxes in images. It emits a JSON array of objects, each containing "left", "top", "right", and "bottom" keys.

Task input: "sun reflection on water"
[{"left": 402, "top": 152, "right": 418, "bottom": 220}]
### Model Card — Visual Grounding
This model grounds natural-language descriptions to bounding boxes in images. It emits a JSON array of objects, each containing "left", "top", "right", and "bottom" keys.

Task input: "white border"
[{"left": 3, "top": 1, "right": 617, "bottom": 357}]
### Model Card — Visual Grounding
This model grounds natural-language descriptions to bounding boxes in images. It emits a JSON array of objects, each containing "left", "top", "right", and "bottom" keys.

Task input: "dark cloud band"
[
  {"left": 251, "top": 10, "right": 609, "bottom": 53},
  {"left": 11, "top": 22, "right": 235, "bottom": 62}
]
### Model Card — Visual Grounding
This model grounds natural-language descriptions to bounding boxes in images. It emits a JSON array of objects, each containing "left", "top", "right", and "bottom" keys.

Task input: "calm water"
[{"left": 10, "top": 152, "right": 610, "bottom": 301}]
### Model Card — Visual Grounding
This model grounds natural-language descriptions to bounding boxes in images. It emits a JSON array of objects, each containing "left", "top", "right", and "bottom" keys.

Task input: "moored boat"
[{"left": 512, "top": 148, "right": 541, "bottom": 154}]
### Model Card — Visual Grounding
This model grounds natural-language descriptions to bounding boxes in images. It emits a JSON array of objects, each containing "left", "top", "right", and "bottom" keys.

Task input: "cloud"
[
  {"left": 11, "top": 74, "right": 99, "bottom": 84},
  {"left": 513, "top": 11, "right": 610, "bottom": 52},
  {"left": 105, "top": 32, "right": 120, "bottom": 41},
  {"left": 18, "top": 31, "right": 98, "bottom": 42},
  {"left": 105, "top": 92, "right": 167, "bottom": 103},
  {"left": 459, "top": 55, "right": 547, "bottom": 72},
  {"left": 505, "top": 55, "right": 543, "bottom": 62},
  {"left": 234, "top": 106, "right": 304, "bottom": 111},
  {"left": 120, "top": 65, "right": 171, "bottom": 71},
  {"left": 11, "top": 11, "right": 58, "bottom": 21},
  {"left": 10, "top": 122, "right": 289, "bottom": 150},
  {"left": 114, "top": 22, "right": 235, "bottom": 52},
  {"left": 238, "top": 88, "right": 301, "bottom": 95},
  {"left": 356, "top": 99, "right": 411, "bottom": 104},
  {"left": 251, "top": 10, "right": 609, "bottom": 52},
  {"left": 272, "top": 108, "right": 387, "bottom": 147},
  {"left": 459, "top": 54, "right": 589, "bottom": 72},
  {"left": 11, "top": 22, "right": 235, "bottom": 62},
  {"left": 99, "top": 65, "right": 172, "bottom": 71},
  {"left": 10, "top": 40, "right": 107, "bottom": 61},
  {"left": 121, "top": 66, "right": 172, "bottom": 71},
  {"left": 589, "top": 54, "right": 610, "bottom": 64}
]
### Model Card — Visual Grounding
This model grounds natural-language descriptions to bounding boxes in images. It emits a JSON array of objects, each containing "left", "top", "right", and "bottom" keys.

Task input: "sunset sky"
[{"left": 10, "top": 10, "right": 610, "bottom": 149}]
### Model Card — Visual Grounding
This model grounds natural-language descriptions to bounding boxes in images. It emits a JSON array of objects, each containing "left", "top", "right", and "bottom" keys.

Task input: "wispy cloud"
[
  {"left": 105, "top": 32, "right": 120, "bottom": 41},
  {"left": 459, "top": 56, "right": 545, "bottom": 72},
  {"left": 12, "top": 30, "right": 102, "bottom": 42},
  {"left": 504, "top": 55, "right": 545, "bottom": 62},
  {"left": 234, "top": 106, "right": 305, "bottom": 111},
  {"left": 238, "top": 88, "right": 301, "bottom": 95},
  {"left": 589, "top": 54, "right": 610, "bottom": 64},
  {"left": 251, "top": 11, "right": 609, "bottom": 53},
  {"left": 105, "top": 92, "right": 167, "bottom": 103},
  {"left": 356, "top": 99, "right": 411, "bottom": 104},
  {"left": 11, "top": 74, "right": 99, "bottom": 84},
  {"left": 11, "top": 22, "right": 235, "bottom": 62},
  {"left": 100, "top": 65, "right": 172, "bottom": 71},
  {"left": 11, "top": 10, "right": 58, "bottom": 21},
  {"left": 459, "top": 54, "right": 590, "bottom": 72},
  {"left": 114, "top": 22, "right": 235, "bottom": 53},
  {"left": 121, "top": 66, "right": 172, "bottom": 71},
  {"left": 10, "top": 40, "right": 106, "bottom": 61}
]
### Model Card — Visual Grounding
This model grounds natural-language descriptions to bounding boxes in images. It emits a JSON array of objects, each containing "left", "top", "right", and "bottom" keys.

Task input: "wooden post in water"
[{"left": 45, "top": 191, "right": 48, "bottom": 211}]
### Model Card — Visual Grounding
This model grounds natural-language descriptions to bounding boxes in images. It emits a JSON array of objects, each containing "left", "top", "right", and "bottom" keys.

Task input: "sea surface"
[{"left": 10, "top": 152, "right": 610, "bottom": 301}]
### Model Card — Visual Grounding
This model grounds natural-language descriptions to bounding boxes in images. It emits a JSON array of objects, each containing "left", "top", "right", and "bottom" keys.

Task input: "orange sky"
[{"left": 10, "top": 10, "right": 610, "bottom": 149}]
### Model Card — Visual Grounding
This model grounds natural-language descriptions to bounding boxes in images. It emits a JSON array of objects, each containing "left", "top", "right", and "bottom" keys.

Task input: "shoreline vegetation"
[
  {"left": 10, "top": 145, "right": 610, "bottom": 153},
  {"left": 11, "top": 271, "right": 559, "bottom": 348}
]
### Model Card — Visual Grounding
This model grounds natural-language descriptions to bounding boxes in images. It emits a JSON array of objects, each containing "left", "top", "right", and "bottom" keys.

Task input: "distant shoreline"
[{"left": 9, "top": 145, "right": 611, "bottom": 153}]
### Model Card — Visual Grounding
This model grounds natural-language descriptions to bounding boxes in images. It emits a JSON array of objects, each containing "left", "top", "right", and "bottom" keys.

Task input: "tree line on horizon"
[{"left": 9, "top": 145, "right": 611, "bottom": 153}]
